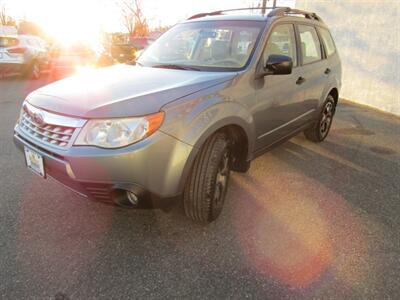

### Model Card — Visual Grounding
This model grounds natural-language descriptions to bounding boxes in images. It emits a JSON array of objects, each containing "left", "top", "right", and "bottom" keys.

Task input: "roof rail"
[
  {"left": 187, "top": 7, "right": 285, "bottom": 20},
  {"left": 268, "top": 7, "right": 323, "bottom": 22},
  {"left": 187, "top": 7, "right": 323, "bottom": 23}
]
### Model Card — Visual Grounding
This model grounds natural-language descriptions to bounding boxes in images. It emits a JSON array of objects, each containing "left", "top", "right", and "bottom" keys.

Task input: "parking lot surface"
[{"left": 0, "top": 77, "right": 399, "bottom": 299}]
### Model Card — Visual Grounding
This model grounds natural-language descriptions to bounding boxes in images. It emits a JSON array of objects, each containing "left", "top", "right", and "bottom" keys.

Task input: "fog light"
[{"left": 126, "top": 191, "right": 139, "bottom": 206}]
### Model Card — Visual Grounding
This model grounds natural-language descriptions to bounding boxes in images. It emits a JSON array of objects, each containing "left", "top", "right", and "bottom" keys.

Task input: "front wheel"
[
  {"left": 304, "top": 95, "right": 336, "bottom": 142},
  {"left": 183, "top": 133, "right": 231, "bottom": 223}
]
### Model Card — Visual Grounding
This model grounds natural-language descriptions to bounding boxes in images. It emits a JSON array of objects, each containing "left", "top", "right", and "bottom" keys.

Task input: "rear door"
[
  {"left": 295, "top": 24, "right": 329, "bottom": 114},
  {"left": 32, "top": 37, "right": 49, "bottom": 68},
  {"left": 29, "top": 37, "right": 41, "bottom": 57}
]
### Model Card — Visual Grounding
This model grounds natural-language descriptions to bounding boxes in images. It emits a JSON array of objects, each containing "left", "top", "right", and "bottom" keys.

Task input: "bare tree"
[
  {"left": 0, "top": 3, "right": 11, "bottom": 25},
  {"left": 119, "top": 0, "right": 149, "bottom": 37},
  {"left": 121, "top": 3, "right": 135, "bottom": 34},
  {"left": 261, "top": 0, "right": 267, "bottom": 14},
  {"left": 0, "top": 4, "right": 5, "bottom": 25}
]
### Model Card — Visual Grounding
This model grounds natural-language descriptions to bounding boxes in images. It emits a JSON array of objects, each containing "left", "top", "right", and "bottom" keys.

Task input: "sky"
[{"left": 1, "top": 0, "right": 295, "bottom": 43}]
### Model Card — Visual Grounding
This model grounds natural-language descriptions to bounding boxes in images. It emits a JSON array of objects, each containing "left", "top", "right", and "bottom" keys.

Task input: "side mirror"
[{"left": 259, "top": 54, "right": 293, "bottom": 77}]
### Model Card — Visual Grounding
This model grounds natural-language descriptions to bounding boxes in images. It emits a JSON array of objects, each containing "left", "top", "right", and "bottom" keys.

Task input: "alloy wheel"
[
  {"left": 212, "top": 150, "right": 230, "bottom": 211},
  {"left": 319, "top": 101, "right": 334, "bottom": 138}
]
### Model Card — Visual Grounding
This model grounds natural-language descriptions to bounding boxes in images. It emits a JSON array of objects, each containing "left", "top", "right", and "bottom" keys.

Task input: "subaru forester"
[{"left": 14, "top": 7, "right": 341, "bottom": 223}]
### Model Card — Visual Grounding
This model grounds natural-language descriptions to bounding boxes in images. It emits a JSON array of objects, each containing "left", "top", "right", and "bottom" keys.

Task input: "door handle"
[
  {"left": 296, "top": 77, "right": 306, "bottom": 85},
  {"left": 324, "top": 68, "right": 331, "bottom": 75}
]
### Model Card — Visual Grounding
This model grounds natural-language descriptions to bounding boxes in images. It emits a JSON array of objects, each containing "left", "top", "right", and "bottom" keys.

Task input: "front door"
[{"left": 254, "top": 23, "right": 308, "bottom": 150}]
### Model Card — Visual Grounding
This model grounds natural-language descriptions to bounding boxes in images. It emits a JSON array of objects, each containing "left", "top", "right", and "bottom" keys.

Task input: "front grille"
[
  {"left": 18, "top": 102, "right": 86, "bottom": 149},
  {"left": 20, "top": 111, "right": 76, "bottom": 148}
]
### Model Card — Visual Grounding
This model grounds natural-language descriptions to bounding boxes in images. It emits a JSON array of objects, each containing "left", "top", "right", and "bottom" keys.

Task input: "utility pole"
[
  {"left": 261, "top": 0, "right": 267, "bottom": 15},
  {"left": 261, "top": 0, "right": 278, "bottom": 14}
]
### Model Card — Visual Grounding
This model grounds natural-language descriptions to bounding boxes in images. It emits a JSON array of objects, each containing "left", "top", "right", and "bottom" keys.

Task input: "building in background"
[{"left": 296, "top": 0, "right": 400, "bottom": 115}]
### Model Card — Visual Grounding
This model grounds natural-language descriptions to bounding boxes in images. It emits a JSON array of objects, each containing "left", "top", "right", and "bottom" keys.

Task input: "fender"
[
  {"left": 161, "top": 80, "right": 255, "bottom": 153},
  {"left": 320, "top": 56, "right": 342, "bottom": 110},
  {"left": 184, "top": 103, "right": 255, "bottom": 153},
  {"left": 169, "top": 110, "right": 255, "bottom": 194},
  {"left": 160, "top": 82, "right": 256, "bottom": 194},
  {"left": 321, "top": 81, "right": 340, "bottom": 109}
]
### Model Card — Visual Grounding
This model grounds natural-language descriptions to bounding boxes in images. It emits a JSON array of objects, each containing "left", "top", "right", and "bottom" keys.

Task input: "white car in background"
[{"left": 0, "top": 34, "right": 49, "bottom": 79}]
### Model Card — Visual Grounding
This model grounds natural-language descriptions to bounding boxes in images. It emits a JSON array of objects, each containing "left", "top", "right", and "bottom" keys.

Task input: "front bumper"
[{"left": 14, "top": 125, "right": 195, "bottom": 202}]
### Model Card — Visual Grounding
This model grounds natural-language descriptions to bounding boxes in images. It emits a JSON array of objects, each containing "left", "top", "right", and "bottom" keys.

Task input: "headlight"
[{"left": 75, "top": 112, "right": 164, "bottom": 148}]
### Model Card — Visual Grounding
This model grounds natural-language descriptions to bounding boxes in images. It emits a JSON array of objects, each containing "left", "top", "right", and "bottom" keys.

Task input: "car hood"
[{"left": 27, "top": 64, "right": 237, "bottom": 118}]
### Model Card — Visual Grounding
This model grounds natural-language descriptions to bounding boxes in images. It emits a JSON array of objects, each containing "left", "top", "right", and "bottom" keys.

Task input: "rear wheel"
[
  {"left": 23, "top": 61, "right": 41, "bottom": 80},
  {"left": 183, "top": 133, "right": 231, "bottom": 223},
  {"left": 304, "top": 95, "right": 336, "bottom": 142}
]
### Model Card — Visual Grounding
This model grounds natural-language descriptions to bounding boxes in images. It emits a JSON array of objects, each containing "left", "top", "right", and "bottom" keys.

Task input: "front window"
[
  {"left": 263, "top": 24, "right": 298, "bottom": 67},
  {"left": 137, "top": 20, "right": 264, "bottom": 71}
]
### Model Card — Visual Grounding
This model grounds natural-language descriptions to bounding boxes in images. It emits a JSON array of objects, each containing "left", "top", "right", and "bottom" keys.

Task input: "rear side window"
[
  {"left": 318, "top": 27, "right": 336, "bottom": 56},
  {"left": 264, "top": 24, "right": 297, "bottom": 67},
  {"left": 298, "top": 25, "right": 322, "bottom": 64},
  {"left": 0, "top": 37, "right": 18, "bottom": 47}
]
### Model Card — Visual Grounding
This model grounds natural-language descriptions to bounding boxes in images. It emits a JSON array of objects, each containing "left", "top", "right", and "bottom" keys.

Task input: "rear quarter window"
[{"left": 318, "top": 27, "right": 336, "bottom": 57}]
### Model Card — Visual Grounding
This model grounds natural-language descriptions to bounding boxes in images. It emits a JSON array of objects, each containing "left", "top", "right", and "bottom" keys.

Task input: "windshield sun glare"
[{"left": 138, "top": 21, "right": 264, "bottom": 71}]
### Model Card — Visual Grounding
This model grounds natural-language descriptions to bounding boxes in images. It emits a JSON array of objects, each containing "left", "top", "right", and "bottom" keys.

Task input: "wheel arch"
[
  {"left": 328, "top": 87, "right": 339, "bottom": 107},
  {"left": 176, "top": 117, "right": 254, "bottom": 194},
  {"left": 319, "top": 85, "right": 339, "bottom": 114}
]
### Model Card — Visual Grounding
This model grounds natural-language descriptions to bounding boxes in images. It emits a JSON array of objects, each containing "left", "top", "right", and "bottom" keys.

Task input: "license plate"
[{"left": 24, "top": 147, "right": 45, "bottom": 178}]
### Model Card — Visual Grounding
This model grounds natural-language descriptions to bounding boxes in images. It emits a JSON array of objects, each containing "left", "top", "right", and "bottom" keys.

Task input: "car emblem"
[{"left": 32, "top": 112, "right": 45, "bottom": 127}]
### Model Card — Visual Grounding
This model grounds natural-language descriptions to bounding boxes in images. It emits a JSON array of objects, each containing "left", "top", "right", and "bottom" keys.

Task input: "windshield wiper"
[{"left": 152, "top": 64, "right": 200, "bottom": 71}]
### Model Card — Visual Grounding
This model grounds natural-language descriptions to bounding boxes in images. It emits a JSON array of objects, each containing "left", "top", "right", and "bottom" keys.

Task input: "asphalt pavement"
[{"left": 0, "top": 77, "right": 399, "bottom": 299}]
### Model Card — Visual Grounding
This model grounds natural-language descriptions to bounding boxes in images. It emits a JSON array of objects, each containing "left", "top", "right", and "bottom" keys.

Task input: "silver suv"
[{"left": 14, "top": 7, "right": 341, "bottom": 223}]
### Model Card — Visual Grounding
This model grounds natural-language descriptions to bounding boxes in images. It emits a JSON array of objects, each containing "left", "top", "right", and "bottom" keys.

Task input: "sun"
[{"left": 8, "top": 0, "right": 106, "bottom": 48}]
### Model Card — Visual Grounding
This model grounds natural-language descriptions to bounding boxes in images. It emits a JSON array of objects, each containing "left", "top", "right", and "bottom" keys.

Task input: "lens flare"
[{"left": 8, "top": 0, "right": 104, "bottom": 49}]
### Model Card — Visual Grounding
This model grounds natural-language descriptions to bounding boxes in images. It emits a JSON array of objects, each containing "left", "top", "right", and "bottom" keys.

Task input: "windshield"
[{"left": 137, "top": 20, "right": 264, "bottom": 71}]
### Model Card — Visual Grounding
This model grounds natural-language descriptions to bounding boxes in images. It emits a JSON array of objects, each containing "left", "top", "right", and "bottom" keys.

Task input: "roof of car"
[
  {"left": 183, "top": 14, "right": 269, "bottom": 23},
  {"left": 183, "top": 7, "right": 324, "bottom": 25}
]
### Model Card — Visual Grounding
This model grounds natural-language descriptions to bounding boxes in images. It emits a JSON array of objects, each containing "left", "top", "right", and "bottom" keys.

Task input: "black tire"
[
  {"left": 304, "top": 95, "right": 336, "bottom": 142},
  {"left": 183, "top": 133, "right": 231, "bottom": 223},
  {"left": 23, "top": 61, "right": 41, "bottom": 80}
]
